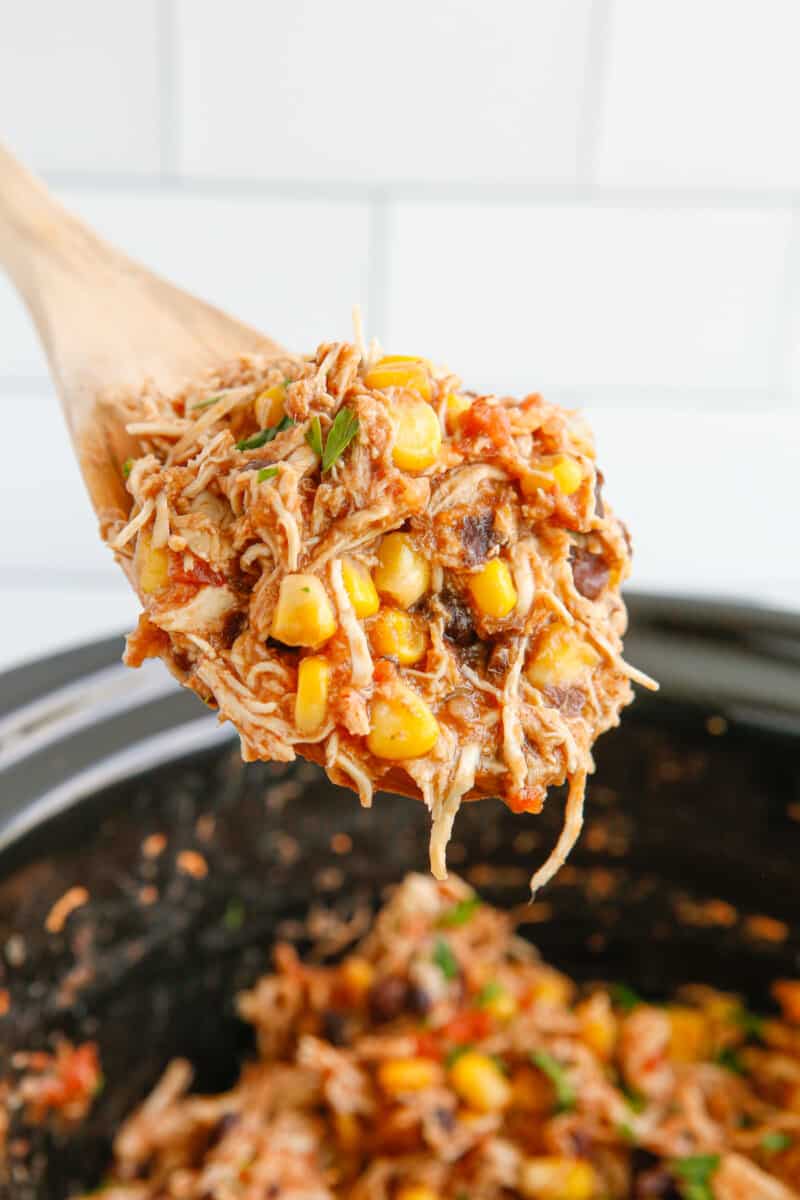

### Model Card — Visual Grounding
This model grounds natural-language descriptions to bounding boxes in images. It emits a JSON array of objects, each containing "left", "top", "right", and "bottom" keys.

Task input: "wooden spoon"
[{"left": 0, "top": 143, "right": 285, "bottom": 558}]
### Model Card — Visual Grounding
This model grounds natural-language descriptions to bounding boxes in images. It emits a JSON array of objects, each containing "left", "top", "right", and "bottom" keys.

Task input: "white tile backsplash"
[
  {"left": 0, "top": 1, "right": 162, "bottom": 175},
  {"left": 384, "top": 204, "right": 792, "bottom": 397},
  {"left": 595, "top": 0, "right": 800, "bottom": 190},
  {"left": 176, "top": 0, "right": 593, "bottom": 184}
]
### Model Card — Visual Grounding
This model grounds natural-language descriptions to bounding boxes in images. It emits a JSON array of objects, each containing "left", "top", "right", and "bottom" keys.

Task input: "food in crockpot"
[
  {"left": 16, "top": 874, "right": 796, "bottom": 1199},
  {"left": 111, "top": 334, "right": 654, "bottom": 890}
]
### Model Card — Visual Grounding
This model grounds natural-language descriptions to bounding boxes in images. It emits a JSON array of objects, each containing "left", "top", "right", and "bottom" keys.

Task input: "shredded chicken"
[{"left": 114, "top": 339, "right": 653, "bottom": 889}]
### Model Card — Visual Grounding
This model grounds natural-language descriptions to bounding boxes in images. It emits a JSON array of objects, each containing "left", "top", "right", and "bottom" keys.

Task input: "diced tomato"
[
  {"left": 442, "top": 1009, "right": 492, "bottom": 1045},
  {"left": 169, "top": 554, "right": 224, "bottom": 589},
  {"left": 459, "top": 400, "right": 512, "bottom": 450},
  {"left": 415, "top": 1031, "right": 444, "bottom": 1060},
  {"left": 504, "top": 787, "right": 545, "bottom": 815}
]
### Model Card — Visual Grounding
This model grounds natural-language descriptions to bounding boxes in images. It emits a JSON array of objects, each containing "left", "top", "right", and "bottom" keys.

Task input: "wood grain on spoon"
[{"left": 0, "top": 142, "right": 284, "bottom": 549}]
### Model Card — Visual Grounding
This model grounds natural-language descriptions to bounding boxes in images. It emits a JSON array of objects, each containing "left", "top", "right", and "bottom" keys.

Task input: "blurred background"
[{"left": 1, "top": 0, "right": 798, "bottom": 671}]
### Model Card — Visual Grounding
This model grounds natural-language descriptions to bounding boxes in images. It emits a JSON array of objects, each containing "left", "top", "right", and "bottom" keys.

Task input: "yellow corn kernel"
[
  {"left": 364, "top": 356, "right": 432, "bottom": 401},
  {"left": 373, "top": 533, "right": 430, "bottom": 609},
  {"left": 340, "top": 956, "right": 374, "bottom": 999},
  {"left": 519, "top": 1157, "right": 596, "bottom": 1200},
  {"left": 774, "top": 980, "right": 800, "bottom": 1024},
  {"left": 367, "top": 684, "right": 439, "bottom": 761},
  {"left": 667, "top": 1006, "right": 708, "bottom": 1062},
  {"left": 370, "top": 608, "right": 428, "bottom": 665},
  {"left": 483, "top": 988, "right": 517, "bottom": 1023},
  {"left": 540, "top": 454, "right": 583, "bottom": 497},
  {"left": 576, "top": 996, "right": 617, "bottom": 1061},
  {"left": 294, "top": 655, "right": 330, "bottom": 735},
  {"left": 254, "top": 382, "right": 286, "bottom": 429},
  {"left": 271, "top": 574, "right": 337, "bottom": 648},
  {"left": 391, "top": 395, "right": 442, "bottom": 472},
  {"left": 396, "top": 1188, "right": 439, "bottom": 1200},
  {"left": 137, "top": 530, "right": 169, "bottom": 595},
  {"left": 448, "top": 1051, "right": 511, "bottom": 1113},
  {"left": 340, "top": 556, "right": 379, "bottom": 618},
  {"left": 445, "top": 391, "right": 472, "bottom": 431},
  {"left": 467, "top": 558, "right": 517, "bottom": 620},
  {"left": 526, "top": 626, "right": 600, "bottom": 689},
  {"left": 529, "top": 970, "right": 574, "bottom": 1008},
  {"left": 333, "top": 1111, "right": 361, "bottom": 1150},
  {"left": 378, "top": 1057, "right": 439, "bottom": 1095}
]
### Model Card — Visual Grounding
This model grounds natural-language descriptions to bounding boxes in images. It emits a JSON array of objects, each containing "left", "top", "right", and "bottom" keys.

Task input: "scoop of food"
[{"left": 112, "top": 335, "right": 654, "bottom": 890}]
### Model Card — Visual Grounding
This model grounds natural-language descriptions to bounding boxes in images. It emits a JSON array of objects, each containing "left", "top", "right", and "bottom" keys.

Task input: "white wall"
[{"left": 1, "top": 0, "right": 798, "bottom": 670}]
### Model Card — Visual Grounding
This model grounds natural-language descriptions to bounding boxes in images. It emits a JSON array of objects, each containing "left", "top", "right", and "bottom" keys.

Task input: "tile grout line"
[
  {"left": 576, "top": 0, "right": 614, "bottom": 187},
  {"left": 157, "top": 0, "right": 180, "bottom": 180},
  {"left": 767, "top": 206, "right": 800, "bottom": 407}
]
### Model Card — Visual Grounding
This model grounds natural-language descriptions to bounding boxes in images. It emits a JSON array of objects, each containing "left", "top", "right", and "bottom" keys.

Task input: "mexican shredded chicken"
[{"left": 111, "top": 338, "right": 654, "bottom": 890}]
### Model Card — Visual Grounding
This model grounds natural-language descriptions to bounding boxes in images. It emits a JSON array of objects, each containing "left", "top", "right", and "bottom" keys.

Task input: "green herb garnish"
[
  {"left": 223, "top": 898, "right": 245, "bottom": 931},
  {"left": 716, "top": 1046, "right": 745, "bottom": 1074},
  {"left": 237, "top": 414, "right": 294, "bottom": 452},
  {"left": 433, "top": 938, "right": 459, "bottom": 981},
  {"left": 611, "top": 983, "right": 643, "bottom": 1012},
  {"left": 122, "top": 458, "right": 133, "bottom": 478},
  {"left": 617, "top": 1121, "right": 636, "bottom": 1143},
  {"left": 305, "top": 414, "right": 323, "bottom": 458},
  {"left": 475, "top": 981, "right": 504, "bottom": 1008},
  {"left": 191, "top": 392, "right": 227, "bottom": 411},
  {"left": 321, "top": 407, "right": 359, "bottom": 472},
  {"left": 733, "top": 1005, "right": 765, "bottom": 1041},
  {"left": 530, "top": 1050, "right": 576, "bottom": 1113},
  {"left": 622, "top": 1086, "right": 647, "bottom": 1114},
  {"left": 445, "top": 1043, "right": 472, "bottom": 1068},
  {"left": 670, "top": 1154, "right": 720, "bottom": 1200},
  {"left": 257, "top": 466, "right": 279, "bottom": 483},
  {"left": 439, "top": 896, "right": 482, "bottom": 928},
  {"left": 761, "top": 1131, "right": 793, "bottom": 1153}
]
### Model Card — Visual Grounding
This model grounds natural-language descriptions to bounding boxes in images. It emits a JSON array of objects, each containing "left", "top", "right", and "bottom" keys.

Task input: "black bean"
[
  {"left": 407, "top": 984, "right": 433, "bottom": 1015},
  {"left": 570, "top": 545, "right": 610, "bottom": 601},
  {"left": 368, "top": 975, "right": 409, "bottom": 1022}
]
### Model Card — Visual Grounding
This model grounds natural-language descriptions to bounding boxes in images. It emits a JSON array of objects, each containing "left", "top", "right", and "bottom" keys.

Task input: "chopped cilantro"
[
  {"left": 223, "top": 898, "right": 245, "bottom": 931},
  {"left": 622, "top": 1086, "right": 647, "bottom": 1114},
  {"left": 611, "top": 983, "right": 643, "bottom": 1012},
  {"left": 439, "top": 896, "right": 482, "bottom": 928},
  {"left": 670, "top": 1154, "right": 720, "bottom": 1200},
  {"left": 122, "top": 458, "right": 133, "bottom": 478},
  {"left": 191, "top": 392, "right": 227, "bottom": 410},
  {"left": 257, "top": 466, "right": 279, "bottom": 483},
  {"left": 237, "top": 414, "right": 293, "bottom": 452},
  {"left": 433, "top": 938, "right": 459, "bottom": 981},
  {"left": 761, "top": 1131, "right": 793, "bottom": 1153},
  {"left": 530, "top": 1050, "right": 576, "bottom": 1113},
  {"left": 716, "top": 1046, "right": 745, "bottom": 1074},
  {"left": 305, "top": 414, "right": 324, "bottom": 458},
  {"left": 321, "top": 407, "right": 359, "bottom": 472}
]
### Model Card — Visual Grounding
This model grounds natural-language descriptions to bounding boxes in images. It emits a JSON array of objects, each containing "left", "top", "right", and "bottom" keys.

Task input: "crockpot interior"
[{"left": 1, "top": 597, "right": 799, "bottom": 1197}]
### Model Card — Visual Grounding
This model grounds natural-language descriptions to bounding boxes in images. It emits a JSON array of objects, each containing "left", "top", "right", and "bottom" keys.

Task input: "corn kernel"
[
  {"left": 294, "top": 655, "right": 330, "bottom": 735},
  {"left": 540, "top": 454, "right": 583, "bottom": 497},
  {"left": 378, "top": 1057, "right": 439, "bottom": 1095},
  {"left": 391, "top": 395, "right": 442, "bottom": 472},
  {"left": 576, "top": 996, "right": 617, "bottom": 1060},
  {"left": 340, "top": 956, "right": 374, "bottom": 999},
  {"left": 529, "top": 971, "right": 573, "bottom": 1008},
  {"left": 341, "top": 556, "right": 380, "bottom": 618},
  {"left": 774, "top": 981, "right": 800, "bottom": 1024},
  {"left": 370, "top": 608, "right": 428, "bottom": 665},
  {"left": 445, "top": 391, "right": 472, "bottom": 431},
  {"left": 271, "top": 574, "right": 337, "bottom": 648},
  {"left": 333, "top": 1111, "right": 361, "bottom": 1150},
  {"left": 526, "top": 626, "right": 600, "bottom": 690},
  {"left": 519, "top": 1157, "right": 596, "bottom": 1200},
  {"left": 396, "top": 1188, "right": 439, "bottom": 1200},
  {"left": 137, "top": 530, "right": 169, "bottom": 595},
  {"left": 367, "top": 684, "right": 439, "bottom": 761},
  {"left": 254, "top": 382, "right": 286, "bottom": 429},
  {"left": 373, "top": 533, "right": 430, "bottom": 609},
  {"left": 448, "top": 1051, "right": 511, "bottom": 1113},
  {"left": 667, "top": 1006, "right": 708, "bottom": 1062},
  {"left": 364, "top": 356, "right": 432, "bottom": 401},
  {"left": 482, "top": 987, "right": 518, "bottom": 1023},
  {"left": 467, "top": 558, "right": 517, "bottom": 619}
]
